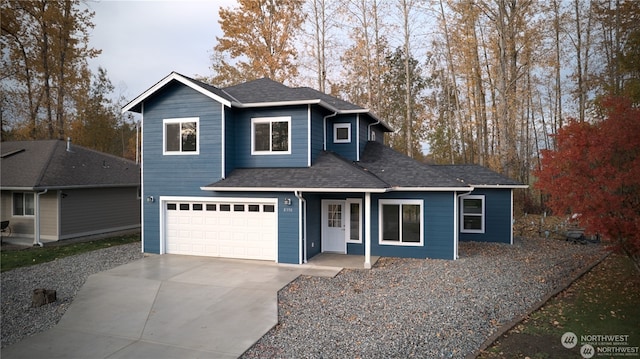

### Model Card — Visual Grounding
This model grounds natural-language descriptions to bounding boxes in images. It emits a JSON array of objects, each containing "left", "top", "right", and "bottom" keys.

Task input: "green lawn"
[{"left": 1, "top": 234, "right": 140, "bottom": 272}]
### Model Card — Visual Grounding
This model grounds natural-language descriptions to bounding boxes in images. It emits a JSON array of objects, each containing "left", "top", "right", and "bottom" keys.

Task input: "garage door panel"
[{"left": 165, "top": 200, "right": 277, "bottom": 261}]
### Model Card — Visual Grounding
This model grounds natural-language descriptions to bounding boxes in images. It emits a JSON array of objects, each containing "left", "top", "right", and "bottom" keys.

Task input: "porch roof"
[
  {"left": 203, "top": 151, "right": 389, "bottom": 191},
  {"left": 203, "top": 142, "right": 473, "bottom": 192}
]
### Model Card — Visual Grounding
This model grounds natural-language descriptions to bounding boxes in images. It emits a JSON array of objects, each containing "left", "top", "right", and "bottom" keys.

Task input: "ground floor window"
[
  {"left": 347, "top": 199, "right": 362, "bottom": 243},
  {"left": 379, "top": 199, "right": 423, "bottom": 245},
  {"left": 461, "top": 195, "right": 485, "bottom": 233},
  {"left": 13, "top": 192, "right": 35, "bottom": 216}
]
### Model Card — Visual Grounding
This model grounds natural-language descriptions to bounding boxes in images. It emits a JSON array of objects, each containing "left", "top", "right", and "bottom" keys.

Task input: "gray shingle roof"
[
  {"left": 207, "top": 142, "right": 472, "bottom": 191},
  {"left": 207, "top": 151, "right": 388, "bottom": 190},
  {"left": 433, "top": 164, "right": 526, "bottom": 187},
  {"left": 222, "top": 78, "right": 312, "bottom": 104},
  {"left": 359, "top": 142, "right": 466, "bottom": 188},
  {"left": 1, "top": 140, "right": 140, "bottom": 189},
  {"left": 222, "top": 78, "right": 366, "bottom": 111},
  {"left": 179, "top": 73, "right": 237, "bottom": 103}
]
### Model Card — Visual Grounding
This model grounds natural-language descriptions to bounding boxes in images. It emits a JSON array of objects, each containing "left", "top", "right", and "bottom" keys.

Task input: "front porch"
[{"left": 306, "top": 253, "right": 380, "bottom": 269}]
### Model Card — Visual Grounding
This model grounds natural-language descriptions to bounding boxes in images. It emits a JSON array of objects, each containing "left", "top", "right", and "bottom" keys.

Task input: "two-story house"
[{"left": 123, "top": 72, "right": 526, "bottom": 268}]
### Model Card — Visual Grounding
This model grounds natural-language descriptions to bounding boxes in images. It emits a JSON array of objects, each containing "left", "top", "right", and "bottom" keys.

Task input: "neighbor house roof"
[
  {"left": 0, "top": 140, "right": 139, "bottom": 190},
  {"left": 433, "top": 164, "right": 528, "bottom": 188},
  {"left": 122, "top": 72, "right": 394, "bottom": 132},
  {"left": 204, "top": 142, "right": 471, "bottom": 192}
]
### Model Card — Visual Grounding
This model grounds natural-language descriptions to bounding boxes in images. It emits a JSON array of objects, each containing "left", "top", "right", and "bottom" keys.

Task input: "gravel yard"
[
  {"left": 2, "top": 238, "right": 606, "bottom": 357},
  {"left": 241, "top": 237, "right": 607, "bottom": 358}
]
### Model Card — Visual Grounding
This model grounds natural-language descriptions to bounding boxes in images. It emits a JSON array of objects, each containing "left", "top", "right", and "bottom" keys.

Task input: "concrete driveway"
[{"left": 1, "top": 255, "right": 340, "bottom": 359}]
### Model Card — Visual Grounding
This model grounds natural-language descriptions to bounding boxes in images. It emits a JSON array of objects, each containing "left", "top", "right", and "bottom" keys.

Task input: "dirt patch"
[{"left": 481, "top": 333, "right": 580, "bottom": 359}]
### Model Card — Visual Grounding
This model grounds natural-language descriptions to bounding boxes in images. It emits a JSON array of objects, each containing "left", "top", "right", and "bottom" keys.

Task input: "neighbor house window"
[
  {"left": 461, "top": 195, "right": 484, "bottom": 233},
  {"left": 13, "top": 192, "right": 35, "bottom": 216},
  {"left": 251, "top": 117, "right": 291, "bottom": 154},
  {"left": 163, "top": 117, "right": 199, "bottom": 154},
  {"left": 333, "top": 123, "right": 351, "bottom": 143},
  {"left": 379, "top": 199, "right": 423, "bottom": 246}
]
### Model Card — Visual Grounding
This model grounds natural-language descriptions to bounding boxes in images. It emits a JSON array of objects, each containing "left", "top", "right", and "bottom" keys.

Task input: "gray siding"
[{"left": 60, "top": 187, "right": 140, "bottom": 238}]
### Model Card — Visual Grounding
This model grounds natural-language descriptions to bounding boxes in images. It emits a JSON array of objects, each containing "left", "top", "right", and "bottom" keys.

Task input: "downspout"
[
  {"left": 454, "top": 188, "right": 474, "bottom": 259},
  {"left": 294, "top": 191, "right": 307, "bottom": 263},
  {"left": 367, "top": 119, "right": 381, "bottom": 141},
  {"left": 323, "top": 112, "right": 337, "bottom": 150},
  {"left": 33, "top": 189, "right": 48, "bottom": 247}
]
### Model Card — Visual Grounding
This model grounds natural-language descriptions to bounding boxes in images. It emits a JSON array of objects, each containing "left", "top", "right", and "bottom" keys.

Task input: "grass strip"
[{"left": 1, "top": 234, "right": 140, "bottom": 272}]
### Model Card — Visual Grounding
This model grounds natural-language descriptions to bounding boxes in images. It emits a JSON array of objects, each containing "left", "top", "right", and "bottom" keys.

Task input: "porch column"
[{"left": 364, "top": 192, "right": 371, "bottom": 269}]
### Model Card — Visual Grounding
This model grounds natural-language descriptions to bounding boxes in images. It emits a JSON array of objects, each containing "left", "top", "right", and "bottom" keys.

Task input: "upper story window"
[
  {"left": 379, "top": 199, "right": 423, "bottom": 246},
  {"left": 13, "top": 192, "right": 35, "bottom": 216},
  {"left": 333, "top": 123, "right": 351, "bottom": 143},
  {"left": 163, "top": 117, "right": 199, "bottom": 155},
  {"left": 251, "top": 117, "right": 291, "bottom": 155},
  {"left": 461, "top": 195, "right": 485, "bottom": 233}
]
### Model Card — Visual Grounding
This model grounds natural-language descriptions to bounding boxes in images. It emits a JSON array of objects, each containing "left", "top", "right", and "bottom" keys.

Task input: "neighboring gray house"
[{"left": 0, "top": 140, "right": 140, "bottom": 245}]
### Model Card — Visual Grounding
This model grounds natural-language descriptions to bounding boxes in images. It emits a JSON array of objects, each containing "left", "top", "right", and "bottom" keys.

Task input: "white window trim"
[
  {"left": 460, "top": 195, "right": 485, "bottom": 233},
  {"left": 346, "top": 198, "right": 362, "bottom": 243},
  {"left": 378, "top": 199, "right": 424, "bottom": 246},
  {"left": 251, "top": 116, "right": 292, "bottom": 155},
  {"left": 163, "top": 117, "right": 200, "bottom": 155},
  {"left": 333, "top": 123, "right": 351, "bottom": 143},
  {"left": 12, "top": 192, "right": 35, "bottom": 217}
]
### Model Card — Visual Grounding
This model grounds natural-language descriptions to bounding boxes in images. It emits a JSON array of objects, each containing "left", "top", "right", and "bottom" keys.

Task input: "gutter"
[
  {"left": 294, "top": 191, "right": 307, "bottom": 264},
  {"left": 33, "top": 189, "right": 48, "bottom": 247}
]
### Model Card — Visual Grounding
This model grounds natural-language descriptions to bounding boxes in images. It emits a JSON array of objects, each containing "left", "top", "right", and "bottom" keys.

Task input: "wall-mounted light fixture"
[
  {"left": 146, "top": 196, "right": 155, "bottom": 203},
  {"left": 283, "top": 198, "right": 292, "bottom": 206}
]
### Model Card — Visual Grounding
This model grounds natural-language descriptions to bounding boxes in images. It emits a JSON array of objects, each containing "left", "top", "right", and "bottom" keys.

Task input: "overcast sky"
[{"left": 85, "top": 0, "right": 236, "bottom": 104}]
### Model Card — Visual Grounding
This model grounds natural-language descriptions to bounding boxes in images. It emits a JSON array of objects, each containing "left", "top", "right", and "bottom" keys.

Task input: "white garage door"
[{"left": 165, "top": 200, "right": 277, "bottom": 261}]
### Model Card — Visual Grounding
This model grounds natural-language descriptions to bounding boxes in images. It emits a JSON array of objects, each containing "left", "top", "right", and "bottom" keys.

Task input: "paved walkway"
[{"left": 1, "top": 255, "right": 340, "bottom": 359}]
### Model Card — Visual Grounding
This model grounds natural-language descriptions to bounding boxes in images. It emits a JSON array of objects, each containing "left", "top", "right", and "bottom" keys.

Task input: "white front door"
[{"left": 321, "top": 200, "right": 346, "bottom": 253}]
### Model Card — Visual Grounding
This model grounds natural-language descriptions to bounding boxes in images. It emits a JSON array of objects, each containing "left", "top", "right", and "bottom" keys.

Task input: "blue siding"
[
  {"left": 230, "top": 106, "right": 309, "bottom": 168},
  {"left": 325, "top": 114, "right": 358, "bottom": 161},
  {"left": 358, "top": 116, "right": 370, "bottom": 158},
  {"left": 302, "top": 192, "right": 455, "bottom": 260},
  {"left": 224, "top": 106, "right": 236, "bottom": 175},
  {"left": 370, "top": 192, "right": 455, "bottom": 260},
  {"left": 310, "top": 107, "right": 325, "bottom": 164},
  {"left": 142, "top": 82, "right": 224, "bottom": 254},
  {"left": 459, "top": 189, "right": 513, "bottom": 244},
  {"left": 304, "top": 194, "right": 322, "bottom": 258}
]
